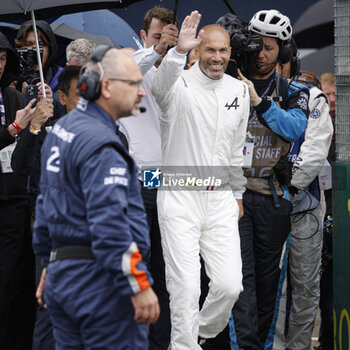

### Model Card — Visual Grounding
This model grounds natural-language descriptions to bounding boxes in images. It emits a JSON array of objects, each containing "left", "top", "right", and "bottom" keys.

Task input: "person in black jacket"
[
  {"left": 15, "top": 20, "right": 63, "bottom": 92},
  {"left": 0, "top": 30, "right": 38, "bottom": 350},
  {"left": 11, "top": 65, "right": 78, "bottom": 350}
]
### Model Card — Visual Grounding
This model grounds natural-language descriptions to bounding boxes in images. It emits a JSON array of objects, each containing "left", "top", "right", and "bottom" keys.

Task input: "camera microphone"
[
  {"left": 140, "top": 107, "right": 146, "bottom": 113},
  {"left": 256, "top": 61, "right": 277, "bottom": 69}
]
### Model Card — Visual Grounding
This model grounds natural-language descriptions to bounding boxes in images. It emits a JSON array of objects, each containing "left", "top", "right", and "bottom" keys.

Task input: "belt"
[{"left": 49, "top": 245, "right": 95, "bottom": 262}]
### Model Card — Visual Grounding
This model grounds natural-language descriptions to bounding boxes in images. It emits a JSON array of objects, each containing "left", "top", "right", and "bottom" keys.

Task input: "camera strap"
[
  {"left": 267, "top": 175, "right": 281, "bottom": 208},
  {"left": 273, "top": 73, "right": 289, "bottom": 109}
]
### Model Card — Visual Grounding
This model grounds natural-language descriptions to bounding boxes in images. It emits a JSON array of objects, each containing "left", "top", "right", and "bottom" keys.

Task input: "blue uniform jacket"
[
  {"left": 33, "top": 99, "right": 152, "bottom": 296},
  {"left": 254, "top": 77, "right": 309, "bottom": 142}
]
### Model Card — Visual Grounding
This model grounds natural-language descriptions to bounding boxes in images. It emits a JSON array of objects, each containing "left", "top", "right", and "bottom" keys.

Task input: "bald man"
[
  {"left": 152, "top": 11, "right": 249, "bottom": 349},
  {"left": 33, "top": 48, "right": 159, "bottom": 350}
]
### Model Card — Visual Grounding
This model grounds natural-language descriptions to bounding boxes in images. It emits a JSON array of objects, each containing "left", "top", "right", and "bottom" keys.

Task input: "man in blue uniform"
[{"left": 33, "top": 47, "right": 159, "bottom": 349}]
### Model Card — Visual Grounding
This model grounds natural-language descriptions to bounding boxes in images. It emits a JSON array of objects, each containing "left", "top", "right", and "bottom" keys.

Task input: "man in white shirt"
[{"left": 118, "top": 6, "right": 178, "bottom": 349}]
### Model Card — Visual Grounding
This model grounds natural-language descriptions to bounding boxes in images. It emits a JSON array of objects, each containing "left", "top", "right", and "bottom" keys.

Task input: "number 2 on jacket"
[{"left": 46, "top": 146, "right": 60, "bottom": 173}]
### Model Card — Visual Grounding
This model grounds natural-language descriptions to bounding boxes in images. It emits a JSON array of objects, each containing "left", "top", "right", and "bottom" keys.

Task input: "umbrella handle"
[
  {"left": 222, "top": 0, "right": 238, "bottom": 15},
  {"left": 173, "top": 0, "right": 178, "bottom": 24},
  {"left": 167, "top": 0, "right": 178, "bottom": 52},
  {"left": 31, "top": 10, "right": 46, "bottom": 99}
]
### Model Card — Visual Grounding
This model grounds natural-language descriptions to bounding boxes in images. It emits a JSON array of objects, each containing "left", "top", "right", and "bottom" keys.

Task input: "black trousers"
[
  {"left": 140, "top": 186, "right": 171, "bottom": 350},
  {"left": 232, "top": 191, "right": 292, "bottom": 350},
  {"left": 0, "top": 198, "right": 36, "bottom": 350},
  {"left": 32, "top": 256, "right": 55, "bottom": 350}
]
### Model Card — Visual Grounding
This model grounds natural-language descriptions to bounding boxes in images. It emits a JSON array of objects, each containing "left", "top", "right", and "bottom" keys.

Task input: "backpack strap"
[{"left": 272, "top": 72, "right": 289, "bottom": 109}]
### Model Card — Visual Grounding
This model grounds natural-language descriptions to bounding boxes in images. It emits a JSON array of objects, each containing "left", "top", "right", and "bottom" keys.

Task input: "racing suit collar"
[{"left": 191, "top": 61, "right": 224, "bottom": 89}]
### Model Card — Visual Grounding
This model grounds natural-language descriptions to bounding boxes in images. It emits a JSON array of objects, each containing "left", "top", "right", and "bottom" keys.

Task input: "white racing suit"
[
  {"left": 151, "top": 48, "right": 249, "bottom": 349},
  {"left": 273, "top": 86, "right": 333, "bottom": 350}
]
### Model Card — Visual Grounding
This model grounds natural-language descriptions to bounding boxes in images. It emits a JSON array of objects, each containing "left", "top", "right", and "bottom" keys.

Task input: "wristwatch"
[{"left": 29, "top": 123, "right": 41, "bottom": 135}]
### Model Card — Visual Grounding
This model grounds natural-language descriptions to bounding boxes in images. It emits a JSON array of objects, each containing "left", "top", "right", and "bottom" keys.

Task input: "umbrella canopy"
[
  {"left": 51, "top": 23, "right": 118, "bottom": 47},
  {"left": 300, "top": 44, "right": 334, "bottom": 75},
  {"left": 112, "top": 0, "right": 321, "bottom": 34},
  {"left": 293, "top": 0, "right": 333, "bottom": 34},
  {"left": 0, "top": 0, "right": 143, "bottom": 97},
  {"left": 0, "top": 22, "right": 20, "bottom": 44},
  {"left": 0, "top": 21, "right": 117, "bottom": 48},
  {"left": 52, "top": 10, "right": 142, "bottom": 49},
  {"left": 0, "top": 0, "right": 144, "bottom": 21},
  {"left": 293, "top": 0, "right": 333, "bottom": 49}
]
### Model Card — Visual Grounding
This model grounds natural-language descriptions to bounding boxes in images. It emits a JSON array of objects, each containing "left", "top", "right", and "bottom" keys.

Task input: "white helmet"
[{"left": 249, "top": 10, "right": 292, "bottom": 41}]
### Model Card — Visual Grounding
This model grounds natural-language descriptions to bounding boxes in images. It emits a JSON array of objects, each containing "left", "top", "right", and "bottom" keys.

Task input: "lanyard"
[
  {"left": 249, "top": 74, "right": 276, "bottom": 119},
  {"left": 0, "top": 88, "right": 5, "bottom": 126}
]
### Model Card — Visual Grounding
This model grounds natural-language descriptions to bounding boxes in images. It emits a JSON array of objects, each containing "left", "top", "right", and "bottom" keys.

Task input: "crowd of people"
[{"left": 0, "top": 5, "right": 336, "bottom": 350}]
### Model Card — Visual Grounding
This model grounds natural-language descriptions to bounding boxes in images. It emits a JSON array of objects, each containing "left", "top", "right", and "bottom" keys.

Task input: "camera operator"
[
  {"left": 219, "top": 10, "right": 309, "bottom": 349},
  {"left": 15, "top": 20, "right": 63, "bottom": 92}
]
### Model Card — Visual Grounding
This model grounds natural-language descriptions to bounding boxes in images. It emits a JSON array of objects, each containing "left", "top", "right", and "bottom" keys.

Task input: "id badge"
[
  {"left": 319, "top": 159, "right": 332, "bottom": 191},
  {"left": 243, "top": 132, "right": 255, "bottom": 168},
  {"left": 0, "top": 141, "right": 16, "bottom": 173}
]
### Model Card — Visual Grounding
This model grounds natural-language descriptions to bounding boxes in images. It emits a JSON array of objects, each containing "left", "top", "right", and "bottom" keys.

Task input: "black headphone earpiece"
[
  {"left": 78, "top": 45, "right": 113, "bottom": 101},
  {"left": 278, "top": 41, "right": 293, "bottom": 64},
  {"left": 288, "top": 38, "right": 301, "bottom": 77},
  {"left": 290, "top": 54, "right": 301, "bottom": 78}
]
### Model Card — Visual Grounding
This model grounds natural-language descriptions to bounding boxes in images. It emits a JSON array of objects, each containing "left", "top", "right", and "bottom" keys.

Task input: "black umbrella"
[
  {"left": 0, "top": 0, "right": 144, "bottom": 97},
  {"left": 0, "top": 0, "right": 144, "bottom": 21},
  {"left": 293, "top": 0, "right": 333, "bottom": 34},
  {"left": 300, "top": 44, "right": 334, "bottom": 75},
  {"left": 293, "top": 0, "right": 333, "bottom": 49}
]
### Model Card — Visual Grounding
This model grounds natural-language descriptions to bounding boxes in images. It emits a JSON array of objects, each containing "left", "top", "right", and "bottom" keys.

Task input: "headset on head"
[
  {"left": 278, "top": 38, "right": 301, "bottom": 77},
  {"left": 77, "top": 45, "right": 113, "bottom": 101}
]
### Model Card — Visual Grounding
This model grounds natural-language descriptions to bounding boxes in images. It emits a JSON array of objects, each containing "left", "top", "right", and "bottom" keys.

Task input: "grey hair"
[{"left": 66, "top": 38, "right": 96, "bottom": 64}]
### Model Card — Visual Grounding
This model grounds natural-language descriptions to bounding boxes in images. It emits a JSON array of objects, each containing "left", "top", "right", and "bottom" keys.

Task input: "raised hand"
[
  {"left": 176, "top": 10, "right": 202, "bottom": 54},
  {"left": 14, "top": 98, "right": 37, "bottom": 130},
  {"left": 154, "top": 24, "right": 179, "bottom": 54}
]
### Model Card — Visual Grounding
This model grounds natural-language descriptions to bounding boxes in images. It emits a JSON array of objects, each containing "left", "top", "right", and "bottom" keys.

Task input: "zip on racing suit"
[
  {"left": 33, "top": 100, "right": 153, "bottom": 350},
  {"left": 273, "top": 84, "right": 333, "bottom": 350},
  {"left": 230, "top": 73, "right": 309, "bottom": 350},
  {"left": 151, "top": 47, "right": 249, "bottom": 350}
]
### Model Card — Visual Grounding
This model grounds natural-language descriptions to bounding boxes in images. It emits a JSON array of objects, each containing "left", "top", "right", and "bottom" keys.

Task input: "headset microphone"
[
  {"left": 256, "top": 61, "right": 277, "bottom": 69},
  {"left": 140, "top": 107, "right": 146, "bottom": 113}
]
